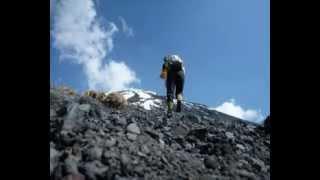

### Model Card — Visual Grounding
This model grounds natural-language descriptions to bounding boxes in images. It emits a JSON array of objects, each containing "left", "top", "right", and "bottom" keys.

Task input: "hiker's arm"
[{"left": 160, "top": 63, "right": 167, "bottom": 79}]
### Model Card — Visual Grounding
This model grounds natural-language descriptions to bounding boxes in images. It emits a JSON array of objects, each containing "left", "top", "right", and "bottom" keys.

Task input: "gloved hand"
[{"left": 160, "top": 71, "right": 167, "bottom": 79}]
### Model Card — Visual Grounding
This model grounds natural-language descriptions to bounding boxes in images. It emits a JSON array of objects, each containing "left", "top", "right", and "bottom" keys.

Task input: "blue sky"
[{"left": 50, "top": 0, "right": 269, "bottom": 122}]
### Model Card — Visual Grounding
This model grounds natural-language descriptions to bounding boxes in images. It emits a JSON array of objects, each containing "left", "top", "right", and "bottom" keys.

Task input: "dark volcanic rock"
[
  {"left": 78, "top": 104, "right": 91, "bottom": 112},
  {"left": 204, "top": 155, "right": 219, "bottom": 169},
  {"left": 64, "top": 155, "right": 80, "bottom": 174},
  {"left": 126, "top": 133, "right": 137, "bottom": 141},
  {"left": 186, "top": 113, "right": 202, "bottom": 124},
  {"left": 126, "top": 123, "right": 141, "bottom": 134},
  {"left": 62, "top": 173, "right": 85, "bottom": 180},
  {"left": 57, "top": 106, "right": 67, "bottom": 117},
  {"left": 117, "top": 117, "right": 128, "bottom": 126},
  {"left": 50, "top": 87, "right": 270, "bottom": 180},
  {"left": 187, "top": 128, "right": 208, "bottom": 141},
  {"left": 105, "top": 137, "right": 117, "bottom": 147},
  {"left": 81, "top": 160, "right": 108, "bottom": 180},
  {"left": 235, "top": 169, "right": 257, "bottom": 180},
  {"left": 84, "top": 146, "right": 103, "bottom": 161}
]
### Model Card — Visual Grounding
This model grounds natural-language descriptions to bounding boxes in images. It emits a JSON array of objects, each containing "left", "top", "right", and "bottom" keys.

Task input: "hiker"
[{"left": 160, "top": 54, "right": 185, "bottom": 117}]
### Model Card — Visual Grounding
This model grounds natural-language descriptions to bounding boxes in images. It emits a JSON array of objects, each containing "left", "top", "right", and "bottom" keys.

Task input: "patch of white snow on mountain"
[
  {"left": 135, "top": 90, "right": 151, "bottom": 99},
  {"left": 183, "top": 101, "right": 193, "bottom": 108},
  {"left": 120, "top": 91, "right": 135, "bottom": 100},
  {"left": 145, "top": 90, "right": 157, "bottom": 95},
  {"left": 141, "top": 100, "right": 160, "bottom": 110},
  {"left": 102, "top": 89, "right": 164, "bottom": 110},
  {"left": 132, "top": 98, "right": 162, "bottom": 110},
  {"left": 125, "top": 88, "right": 152, "bottom": 99}
]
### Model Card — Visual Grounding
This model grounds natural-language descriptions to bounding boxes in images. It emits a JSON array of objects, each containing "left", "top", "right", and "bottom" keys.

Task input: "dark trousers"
[{"left": 166, "top": 70, "right": 185, "bottom": 103}]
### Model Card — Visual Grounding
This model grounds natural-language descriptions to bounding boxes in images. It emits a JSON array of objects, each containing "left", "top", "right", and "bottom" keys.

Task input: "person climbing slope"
[{"left": 160, "top": 54, "right": 185, "bottom": 117}]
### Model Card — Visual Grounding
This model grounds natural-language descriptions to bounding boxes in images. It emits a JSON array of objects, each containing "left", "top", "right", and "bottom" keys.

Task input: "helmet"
[
  {"left": 163, "top": 54, "right": 183, "bottom": 63},
  {"left": 170, "top": 55, "right": 183, "bottom": 63}
]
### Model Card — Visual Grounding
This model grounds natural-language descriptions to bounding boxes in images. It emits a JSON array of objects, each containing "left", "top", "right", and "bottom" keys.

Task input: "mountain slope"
[{"left": 50, "top": 87, "right": 270, "bottom": 180}]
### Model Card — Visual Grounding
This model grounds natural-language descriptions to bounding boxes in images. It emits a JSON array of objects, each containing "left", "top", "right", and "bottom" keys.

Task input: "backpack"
[{"left": 166, "top": 55, "right": 184, "bottom": 72}]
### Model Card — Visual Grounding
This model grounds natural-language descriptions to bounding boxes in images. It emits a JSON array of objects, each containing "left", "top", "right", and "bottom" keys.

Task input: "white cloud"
[
  {"left": 51, "top": 0, "right": 139, "bottom": 91},
  {"left": 85, "top": 60, "right": 140, "bottom": 91},
  {"left": 212, "top": 99, "right": 264, "bottom": 123},
  {"left": 119, "top": 16, "right": 134, "bottom": 37}
]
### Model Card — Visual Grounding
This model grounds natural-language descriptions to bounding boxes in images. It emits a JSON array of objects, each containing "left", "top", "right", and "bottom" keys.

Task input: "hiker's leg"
[
  {"left": 166, "top": 74, "right": 175, "bottom": 116},
  {"left": 175, "top": 71, "right": 185, "bottom": 112}
]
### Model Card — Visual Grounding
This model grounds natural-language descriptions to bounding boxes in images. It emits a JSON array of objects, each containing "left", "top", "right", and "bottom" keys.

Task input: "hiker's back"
[{"left": 166, "top": 55, "right": 185, "bottom": 74}]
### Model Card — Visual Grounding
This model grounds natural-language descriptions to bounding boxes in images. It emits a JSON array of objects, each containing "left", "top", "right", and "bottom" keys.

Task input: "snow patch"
[
  {"left": 183, "top": 101, "right": 193, "bottom": 109},
  {"left": 101, "top": 88, "right": 165, "bottom": 110},
  {"left": 120, "top": 91, "right": 135, "bottom": 100},
  {"left": 134, "top": 90, "right": 151, "bottom": 99},
  {"left": 132, "top": 97, "right": 162, "bottom": 111},
  {"left": 145, "top": 90, "right": 157, "bottom": 95},
  {"left": 140, "top": 99, "right": 160, "bottom": 110},
  {"left": 123, "top": 88, "right": 153, "bottom": 99}
]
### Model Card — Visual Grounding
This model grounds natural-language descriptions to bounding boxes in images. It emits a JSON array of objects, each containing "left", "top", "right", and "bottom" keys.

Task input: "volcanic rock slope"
[{"left": 50, "top": 87, "right": 270, "bottom": 180}]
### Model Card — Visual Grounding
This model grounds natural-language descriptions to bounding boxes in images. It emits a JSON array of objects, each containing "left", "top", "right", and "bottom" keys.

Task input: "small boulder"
[
  {"left": 251, "top": 158, "right": 267, "bottom": 172},
  {"left": 187, "top": 128, "right": 208, "bottom": 141},
  {"left": 85, "top": 146, "right": 103, "bottom": 161},
  {"left": 116, "top": 117, "right": 127, "bottom": 126},
  {"left": 64, "top": 155, "right": 79, "bottom": 174},
  {"left": 102, "top": 92, "right": 128, "bottom": 109},
  {"left": 82, "top": 160, "right": 108, "bottom": 180},
  {"left": 127, "top": 133, "right": 138, "bottom": 141},
  {"left": 105, "top": 137, "right": 117, "bottom": 147},
  {"left": 127, "top": 123, "right": 141, "bottom": 134},
  {"left": 145, "top": 128, "right": 160, "bottom": 140},
  {"left": 235, "top": 169, "right": 257, "bottom": 180},
  {"left": 204, "top": 155, "right": 219, "bottom": 169},
  {"left": 225, "top": 132, "right": 235, "bottom": 141},
  {"left": 236, "top": 144, "right": 246, "bottom": 151},
  {"left": 186, "top": 113, "right": 201, "bottom": 124},
  {"left": 120, "top": 153, "right": 131, "bottom": 166},
  {"left": 78, "top": 104, "right": 91, "bottom": 112}
]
